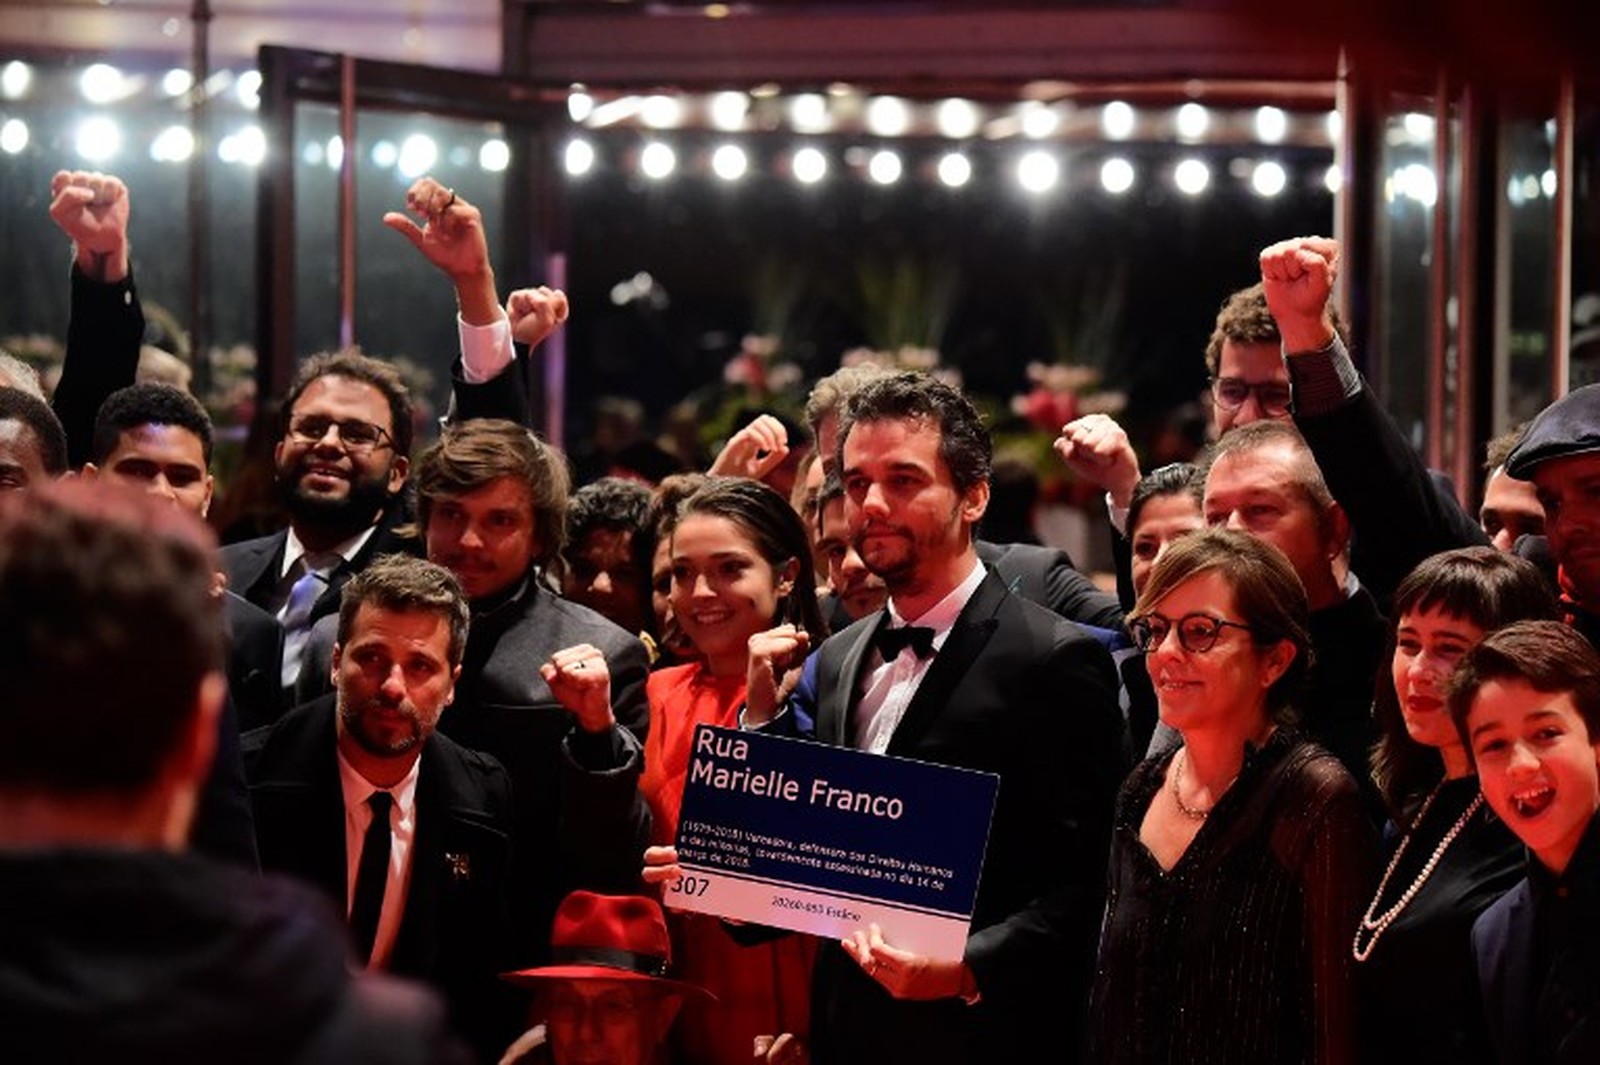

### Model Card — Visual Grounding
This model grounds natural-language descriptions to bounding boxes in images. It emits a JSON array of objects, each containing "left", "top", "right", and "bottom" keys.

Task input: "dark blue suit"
[{"left": 1472, "top": 823, "right": 1600, "bottom": 1065}]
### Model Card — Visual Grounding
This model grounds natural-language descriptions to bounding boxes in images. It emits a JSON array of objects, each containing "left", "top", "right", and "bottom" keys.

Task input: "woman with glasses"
[
  {"left": 1088, "top": 527, "right": 1377, "bottom": 1065},
  {"left": 1354, "top": 549, "right": 1558, "bottom": 1064}
]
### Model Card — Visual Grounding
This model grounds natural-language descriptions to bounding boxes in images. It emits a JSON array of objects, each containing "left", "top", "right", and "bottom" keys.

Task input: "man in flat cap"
[{"left": 1504, "top": 383, "right": 1600, "bottom": 646}]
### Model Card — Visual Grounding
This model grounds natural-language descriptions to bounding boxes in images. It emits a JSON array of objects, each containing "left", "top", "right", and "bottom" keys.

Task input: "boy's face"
[{"left": 1467, "top": 677, "right": 1600, "bottom": 876}]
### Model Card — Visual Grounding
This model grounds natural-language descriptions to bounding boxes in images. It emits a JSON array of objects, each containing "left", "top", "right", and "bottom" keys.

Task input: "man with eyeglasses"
[
  {"left": 1059, "top": 247, "right": 1484, "bottom": 611},
  {"left": 221, "top": 351, "right": 426, "bottom": 696},
  {"left": 1259, "top": 235, "right": 1489, "bottom": 603},
  {"left": 1056, "top": 280, "right": 1313, "bottom": 535}
]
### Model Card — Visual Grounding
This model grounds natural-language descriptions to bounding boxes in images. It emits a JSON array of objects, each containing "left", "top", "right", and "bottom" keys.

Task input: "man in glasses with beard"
[
  {"left": 222, "top": 176, "right": 553, "bottom": 698},
  {"left": 221, "top": 352, "right": 424, "bottom": 696}
]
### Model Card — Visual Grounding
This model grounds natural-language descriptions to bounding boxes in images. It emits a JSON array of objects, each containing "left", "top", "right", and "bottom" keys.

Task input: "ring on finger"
[{"left": 442, "top": 188, "right": 457, "bottom": 209}]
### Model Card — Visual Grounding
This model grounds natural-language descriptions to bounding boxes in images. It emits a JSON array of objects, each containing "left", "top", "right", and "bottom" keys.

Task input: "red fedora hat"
[{"left": 501, "top": 891, "right": 714, "bottom": 1000}]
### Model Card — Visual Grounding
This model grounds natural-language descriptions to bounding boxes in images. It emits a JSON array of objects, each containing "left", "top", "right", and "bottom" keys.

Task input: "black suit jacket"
[
  {"left": 1472, "top": 828, "right": 1600, "bottom": 1065},
  {"left": 224, "top": 590, "right": 285, "bottom": 731},
  {"left": 781, "top": 569, "right": 1125, "bottom": 1064},
  {"left": 1292, "top": 358, "right": 1490, "bottom": 608},
  {"left": 1474, "top": 880, "right": 1540, "bottom": 1065},
  {"left": 242, "top": 696, "right": 520, "bottom": 1062},
  {"left": 976, "top": 539, "right": 1125, "bottom": 632},
  {"left": 220, "top": 503, "right": 423, "bottom": 634}
]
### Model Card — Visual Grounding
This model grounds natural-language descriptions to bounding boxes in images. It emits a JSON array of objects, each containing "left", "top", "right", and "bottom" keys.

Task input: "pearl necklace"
[
  {"left": 1351, "top": 781, "right": 1484, "bottom": 962},
  {"left": 1170, "top": 747, "right": 1234, "bottom": 821}
]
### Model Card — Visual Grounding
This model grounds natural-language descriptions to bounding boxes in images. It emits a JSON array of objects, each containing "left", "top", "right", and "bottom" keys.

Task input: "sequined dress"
[{"left": 1088, "top": 728, "right": 1378, "bottom": 1064}]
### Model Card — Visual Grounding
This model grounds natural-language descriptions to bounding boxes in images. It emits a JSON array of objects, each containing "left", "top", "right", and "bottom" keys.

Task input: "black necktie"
[
  {"left": 875, "top": 623, "right": 936, "bottom": 660},
  {"left": 350, "top": 791, "right": 393, "bottom": 965}
]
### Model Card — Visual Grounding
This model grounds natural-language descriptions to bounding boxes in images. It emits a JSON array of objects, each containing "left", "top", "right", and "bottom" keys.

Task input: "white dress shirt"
[
  {"left": 337, "top": 750, "right": 421, "bottom": 970},
  {"left": 274, "top": 524, "right": 376, "bottom": 608},
  {"left": 457, "top": 313, "right": 516, "bottom": 384},
  {"left": 854, "top": 557, "right": 985, "bottom": 754}
]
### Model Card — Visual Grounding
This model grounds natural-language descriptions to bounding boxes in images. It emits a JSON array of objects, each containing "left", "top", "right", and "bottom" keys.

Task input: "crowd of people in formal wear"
[{"left": 3, "top": 167, "right": 1599, "bottom": 1065}]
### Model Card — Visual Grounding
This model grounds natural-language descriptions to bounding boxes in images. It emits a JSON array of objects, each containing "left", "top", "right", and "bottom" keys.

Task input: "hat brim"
[
  {"left": 499, "top": 964, "right": 716, "bottom": 1002},
  {"left": 1505, "top": 439, "right": 1600, "bottom": 480}
]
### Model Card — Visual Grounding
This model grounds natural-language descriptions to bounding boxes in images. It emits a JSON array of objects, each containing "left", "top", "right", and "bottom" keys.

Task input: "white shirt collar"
[
  {"left": 336, "top": 744, "right": 422, "bottom": 816},
  {"left": 887, "top": 555, "right": 985, "bottom": 639},
  {"left": 281, "top": 524, "right": 378, "bottom": 581}
]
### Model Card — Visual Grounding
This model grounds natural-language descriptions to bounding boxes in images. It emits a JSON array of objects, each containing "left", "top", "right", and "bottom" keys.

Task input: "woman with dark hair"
[
  {"left": 1124, "top": 462, "right": 1206, "bottom": 607},
  {"left": 1089, "top": 527, "right": 1376, "bottom": 1065},
  {"left": 1119, "top": 463, "right": 1207, "bottom": 755},
  {"left": 638, "top": 475, "right": 825, "bottom": 1065},
  {"left": 1355, "top": 547, "right": 1559, "bottom": 1064}
]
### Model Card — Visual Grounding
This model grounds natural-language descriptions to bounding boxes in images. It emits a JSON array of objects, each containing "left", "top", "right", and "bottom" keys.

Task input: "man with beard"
[
  {"left": 220, "top": 177, "right": 556, "bottom": 696},
  {"left": 221, "top": 351, "right": 421, "bottom": 696},
  {"left": 737, "top": 372, "right": 1124, "bottom": 1064},
  {"left": 242, "top": 557, "right": 530, "bottom": 1060},
  {"left": 293, "top": 420, "right": 654, "bottom": 961}
]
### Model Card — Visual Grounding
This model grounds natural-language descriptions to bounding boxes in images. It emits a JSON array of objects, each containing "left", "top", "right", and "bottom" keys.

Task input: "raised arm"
[
  {"left": 1261, "top": 236, "right": 1488, "bottom": 602},
  {"left": 541, "top": 644, "right": 653, "bottom": 893},
  {"left": 384, "top": 177, "right": 568, "bottom": 426},
  {"left": 49, "top": 170, "right": 142, "bottom": 467}
]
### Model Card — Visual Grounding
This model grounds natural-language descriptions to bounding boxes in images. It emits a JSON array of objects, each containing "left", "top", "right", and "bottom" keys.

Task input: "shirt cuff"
[
  {"left": 737, "top": 703, "right": 788, "bottom": 731},
  {"left": 1106, "top": 492, "right": 1130, "bottom": 538},
  {"left": 457, "top": 313, "right": 514, "bottom": 385},
  {"left": 1284, "top": 334, "right": 1362, "bottom": 417}
]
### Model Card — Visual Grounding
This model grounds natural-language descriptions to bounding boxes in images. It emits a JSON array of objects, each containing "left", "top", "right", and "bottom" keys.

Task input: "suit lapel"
[
  {"left": 886, "top": 572, "right": 1005, "bottom": 755},
  {"left": 232, "top": 531, "right": 288, "bottom": 608},
  {"left": 1499, "top": 885, "right": 1537, "bottom": 1060},
  {"left": 308, "top": 703, "right": 352, "bottom": 906},
  {"left": 251, "top": 698, "right": 349, "bottom": 905},
  {"left": 828, "top": 616, "right": 886, "bottom": 747}
]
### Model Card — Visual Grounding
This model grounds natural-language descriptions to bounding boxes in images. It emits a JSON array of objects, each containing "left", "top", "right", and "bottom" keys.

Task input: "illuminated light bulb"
[
  {"left": 1102, "top": 100, "right": 1135, "bottom": 140},
  {"left": 565, "top": 139, "right": 596, "bottom": 176},
  {"left": 711, "top": 144, "right": 748, "bottom": 181},
  {"left": 937, "top": 152, "right": 972, "bottom": 188},
  {"left": 1100, "top": 157, "right": 1135, "bottom": 194},
  {"left": 792, "top": 146, "right": 827, "bottom": 184},
  {"left": 640, "top": 141, "right": 676, "bottom": 179},
  {"left": 1017, "top": 150, "right": 1059, "bottom": 193},
  {"left": 1174, "top": 158, "right": 1210, "bottom": 195}
]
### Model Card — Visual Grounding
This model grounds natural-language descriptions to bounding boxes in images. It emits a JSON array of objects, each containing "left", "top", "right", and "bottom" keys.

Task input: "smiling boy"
[{"left": 1449, "top": 620, "right": 1600, "bottom": 1065}]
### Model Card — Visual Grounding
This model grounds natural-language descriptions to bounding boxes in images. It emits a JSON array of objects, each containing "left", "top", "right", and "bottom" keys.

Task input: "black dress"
[
  {"left": 1088, "top": 729, "right": 1378, "bottom": 1065},
  {"left": 1355, "top": 776, "right": 1524, "bottom": 1064}
]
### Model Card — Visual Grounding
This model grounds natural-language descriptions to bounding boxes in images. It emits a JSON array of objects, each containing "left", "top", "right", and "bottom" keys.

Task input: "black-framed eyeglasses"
[
  {"left": 287, "top": 415, "right": 393, "bottom": 452},
  {"left": 1211, "top": 377, "right": 1294, "bottom": 417},
  {"left": 1128, "top": 612, "right": 1255, "bottom": 654}
]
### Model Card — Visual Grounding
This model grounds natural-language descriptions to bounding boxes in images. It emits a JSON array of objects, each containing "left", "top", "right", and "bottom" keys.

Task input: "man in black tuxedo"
[
  {"left": 806, "top": 365, "right": 1126, "bottom": 632},
  {"left": 743, "top": 372, "right": 1125, "bottom": 1064}
]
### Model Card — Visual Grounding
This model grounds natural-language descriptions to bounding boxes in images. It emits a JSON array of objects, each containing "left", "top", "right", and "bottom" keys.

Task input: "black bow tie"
[{"left": 875, "top": 623, "right": 936, "bottom": 660}]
